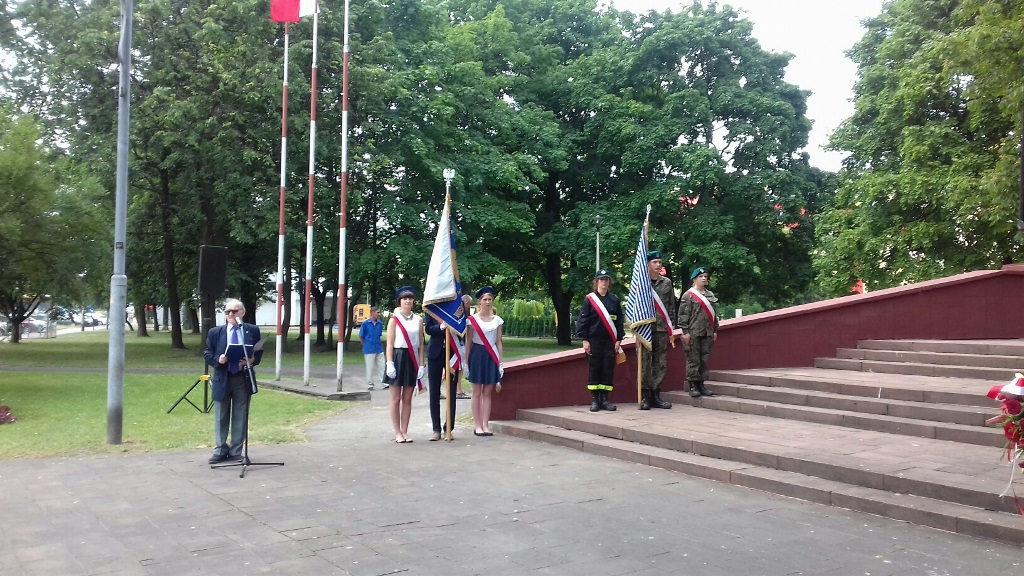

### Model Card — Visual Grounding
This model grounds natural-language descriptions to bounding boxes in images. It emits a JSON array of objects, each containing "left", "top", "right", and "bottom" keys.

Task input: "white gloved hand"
[
  {"left": 498, "top": 362, "right": 505, "bottom": 377},
  {"left": 416, "top": 366, "right": 426, "bottom": 380},
  {"left": 439, "top": 322, "right": 446, "bottom": 330},
  {"left": 386, "top": 361, "right": 397, "bottom": 379}
]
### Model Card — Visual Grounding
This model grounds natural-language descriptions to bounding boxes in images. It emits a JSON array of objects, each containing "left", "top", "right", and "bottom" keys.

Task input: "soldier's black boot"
[
  {"left": 652, "top": 388, "right": 672, "bottom": 409},
  {"left": 698, "top": 381, "right": 714, "bottom": 397},
  {"left": 590, "top": 391, "right": 601, "bottom": 412},
  {"left": 599, "top": 391, "right": 617, "bottom": 411},
  {"left": 639, "top": 389, "right": 651, "bottom": 410},
  {"left": 689, "top": 381, "right": 702, "bottom": 398}
]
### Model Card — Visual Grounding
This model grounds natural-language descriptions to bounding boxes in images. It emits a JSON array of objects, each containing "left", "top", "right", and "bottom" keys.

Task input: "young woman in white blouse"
[
  {"left": 384, "top": 286, "right": 425, "bottom": 443},
  {"left": 465, "top": 286, "right": 503, "bottom": 436}
]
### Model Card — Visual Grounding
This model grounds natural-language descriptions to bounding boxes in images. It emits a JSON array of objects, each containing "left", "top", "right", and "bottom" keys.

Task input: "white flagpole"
[
  {"left": 275, "top": 22, "right": 291, "bottom": 381},
  {"left": 302, "top": 12, "right": 319, "bottom": 386},
  {"left": 336, "top": 0, "right": 351, "bottom": 389}
]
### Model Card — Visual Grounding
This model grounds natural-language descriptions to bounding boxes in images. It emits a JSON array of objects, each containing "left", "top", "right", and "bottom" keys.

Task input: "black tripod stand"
[{"left": 168, "top": 371, "right": 213, "bottom": 414}]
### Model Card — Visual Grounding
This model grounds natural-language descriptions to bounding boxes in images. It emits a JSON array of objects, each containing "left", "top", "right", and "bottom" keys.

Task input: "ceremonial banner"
[
  {"left": 423, "top": 192, "right": 467, "bottom": 336},
  {"left": 625, "top": 219, "right": 656, "bottom": 350}
]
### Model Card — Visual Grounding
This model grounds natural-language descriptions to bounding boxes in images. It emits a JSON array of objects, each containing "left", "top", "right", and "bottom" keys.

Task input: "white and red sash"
[
  {"left": 652, "top": 290, "right": 675, "bottom": 347},
  {"left": 447, "top": 330, "right": 465, "bottom": 371},
  {"left": 686, "top": 287, "right": 716, "bottom": 326},
  {"left": 468, "top": 315, "right": 501, "bottom": 367},
  {"left": 585, "top": 292, "right": 619, "bottom": 342},
  {"left": 393, "top": 316, "right": 425, "bottom": 390}
]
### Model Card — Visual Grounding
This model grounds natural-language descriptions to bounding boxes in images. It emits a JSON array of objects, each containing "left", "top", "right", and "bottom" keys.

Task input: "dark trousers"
[
  {"left": 586, "top": 339, "right": 616, "bottom": 391},
  {"left": 213, "top": 372, "right": 250, "bottom": 457},
  {"left": 427, "top": 356, "right": 458, "bottom": 433}
]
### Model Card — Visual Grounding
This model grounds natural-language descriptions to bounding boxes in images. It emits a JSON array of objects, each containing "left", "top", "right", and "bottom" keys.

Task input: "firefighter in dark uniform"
[
  {"left": 641, "top": 250, "right": 674, "bottom": 410},
  {"left": 676, "top": 266, "right": 718, "bottom": 397},
  {"left": 577, "top": 269, "right": 625, "bottom": 412}
]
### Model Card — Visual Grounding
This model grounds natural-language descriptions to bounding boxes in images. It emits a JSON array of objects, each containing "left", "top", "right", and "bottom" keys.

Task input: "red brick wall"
[{"left": 492, "top": 265, "right": 1024, "bottom": 420}]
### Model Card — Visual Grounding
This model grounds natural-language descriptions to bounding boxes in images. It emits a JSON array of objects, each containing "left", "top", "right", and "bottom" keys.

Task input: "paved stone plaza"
[{"left": 1, "top": 375, "right": 1021, "bottom": 575}]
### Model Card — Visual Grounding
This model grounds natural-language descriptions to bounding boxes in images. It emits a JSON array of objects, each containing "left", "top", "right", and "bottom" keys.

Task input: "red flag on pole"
[{"left": 271, "top": 0, "right": 318, "bottom": 23}]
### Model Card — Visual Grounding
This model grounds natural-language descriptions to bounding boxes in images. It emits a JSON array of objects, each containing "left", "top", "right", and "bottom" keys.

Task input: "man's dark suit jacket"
[
  {"left": 425, "top": 314, "right": 447, "bottom": 360},
  {"left": 204, "top": 322, "right": 263, "bottom": 401}
]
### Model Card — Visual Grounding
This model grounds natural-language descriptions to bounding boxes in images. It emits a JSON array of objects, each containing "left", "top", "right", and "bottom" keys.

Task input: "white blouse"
[
  {"left": 471, "top": 314, "right": 503, "bottom": 347},
  {"left": 392, "top": 312, "right": 421, "bottom": 349}
]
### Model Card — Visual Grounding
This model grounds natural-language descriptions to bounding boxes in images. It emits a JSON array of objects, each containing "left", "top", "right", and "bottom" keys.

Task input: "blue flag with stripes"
[{"left": 625, "top": 222, "right": 656, "bottom": 350}]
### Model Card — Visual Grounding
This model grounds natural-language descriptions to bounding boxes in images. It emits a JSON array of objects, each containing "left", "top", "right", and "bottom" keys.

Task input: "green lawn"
[
  {"left": 0, "top": 371, "right": 350, "bottom": 459},
  {"left": 0, "top": 329, "right": 570, "bottom": 459}
]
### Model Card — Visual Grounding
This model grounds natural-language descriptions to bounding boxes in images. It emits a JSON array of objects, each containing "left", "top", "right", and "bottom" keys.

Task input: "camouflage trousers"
[
  {"left": 640, "top": 330, "right": 669, "bottom": 391},
  {"left": 684, "top": 335, "right": 714, "bottom": 382}
]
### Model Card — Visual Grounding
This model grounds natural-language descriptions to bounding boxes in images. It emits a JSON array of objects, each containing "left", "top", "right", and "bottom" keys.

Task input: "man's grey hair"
[{"left": 224, "top": 298, "right": 245, "bottom": 313}]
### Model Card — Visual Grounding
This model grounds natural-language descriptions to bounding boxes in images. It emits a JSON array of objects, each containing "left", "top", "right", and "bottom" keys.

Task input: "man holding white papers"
[
  {"left": 676, "top": 267, "right": 718, "bottom": 398},
  {"left": 204, "top": 298, "right": 263, "bottom": 463}
]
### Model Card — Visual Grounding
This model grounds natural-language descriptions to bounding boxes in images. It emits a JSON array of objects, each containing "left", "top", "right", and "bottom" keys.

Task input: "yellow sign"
[{"left": 353, "top": 304, "right": 371, "bottom": 324}]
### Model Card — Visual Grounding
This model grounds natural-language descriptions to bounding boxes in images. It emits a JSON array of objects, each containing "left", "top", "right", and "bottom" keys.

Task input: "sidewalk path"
[{"left": 1, "top": 383, "right": 1021, "bottom": 575}]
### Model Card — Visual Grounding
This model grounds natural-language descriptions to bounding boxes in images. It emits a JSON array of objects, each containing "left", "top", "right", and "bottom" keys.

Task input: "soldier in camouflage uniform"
[
  {"left": 675, "top": 266, "right": 718, "bottom": 397},
  {"left": 640, "top": 250, "right": 674, "bottom": 410}
]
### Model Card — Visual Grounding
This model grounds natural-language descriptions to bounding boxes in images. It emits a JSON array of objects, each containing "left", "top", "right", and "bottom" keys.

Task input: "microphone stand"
[{"left": 211, "top": 319, "right": 284, "bottom": 478}]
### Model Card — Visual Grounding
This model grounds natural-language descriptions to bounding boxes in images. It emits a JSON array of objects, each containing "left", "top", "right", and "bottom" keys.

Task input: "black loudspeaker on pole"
[{"left": 198, "top": 245, "right": 227, "bottom": 296}]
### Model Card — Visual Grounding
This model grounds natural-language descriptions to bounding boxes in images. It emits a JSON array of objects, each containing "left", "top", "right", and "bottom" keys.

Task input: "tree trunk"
[
  {"left": 544, "top": 253, "right": 575, "bottom": 345},
  {"left": 280, "top": 260, "right": 291, "bottom": 352},
  {"left": 344, "top": 295, "right": 359, "bottom": 350},
  {"left": 151, "top": 305, "right": 159, "bottom": 332},
  {"left": 294, "top": 279, "right": 305, "bottom": 342},
  {"left": 185, "top": 305, "right": 199, "bottom": 334},
  {"left": 135, "top": 303, "right": 149, "bottom": 337},
  {"left": 313, "top": 283, "right": 327, "bottom": 346}
]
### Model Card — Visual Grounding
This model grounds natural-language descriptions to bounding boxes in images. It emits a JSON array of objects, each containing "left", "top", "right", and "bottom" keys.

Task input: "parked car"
[
  {"left": 72, "top": 313, "right": 106, "bottom": 327},
  {"left": 20, "top": 316, "right": 49, "bottom": 334}
]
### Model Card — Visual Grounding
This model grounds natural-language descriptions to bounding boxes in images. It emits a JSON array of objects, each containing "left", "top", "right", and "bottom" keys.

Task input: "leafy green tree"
[
  {"left": 816, "top": 0, "right": 1020, "bottom": 295},
  {"left": 0, "top": 113, "right": 109, "bottom": 342}
]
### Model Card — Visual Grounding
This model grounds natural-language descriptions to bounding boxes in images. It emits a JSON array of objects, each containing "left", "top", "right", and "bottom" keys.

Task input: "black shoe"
[
  {"left": 698, "top": 382, "right": 714, "bottom": 397},
  {"left": 599, "top": 391, "right": 616, "bottom": 412},
  {"left": 688, "top": 382, "right": 701, "bottom": 398},
  {"left": 652, "top": 389, "right": 672, "bottom": 409},
  {"left": 639, "top": 389, "right": 651, "bottom": 410},
  {"left": 208, "top": 454, "right": 228, "bottom": 464},
  {"left": 590, "top": 391, "right": 600, "bottom": 412}
]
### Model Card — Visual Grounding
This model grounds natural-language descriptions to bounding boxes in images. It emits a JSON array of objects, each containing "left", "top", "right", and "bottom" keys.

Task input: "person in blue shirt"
[{"left": 359, "top": 306, "right": 385, "bottom": 390}]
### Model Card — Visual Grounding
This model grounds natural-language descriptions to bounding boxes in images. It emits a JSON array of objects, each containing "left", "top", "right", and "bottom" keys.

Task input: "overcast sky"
[{"left": 604, "top": 0, "right": 887, "bottom": 172}]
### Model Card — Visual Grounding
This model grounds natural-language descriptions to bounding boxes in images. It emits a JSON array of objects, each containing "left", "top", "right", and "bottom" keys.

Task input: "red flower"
[
  {"left": 1002, "top": 397, "right": 1023, "bottom": 416},
  {"left": 1004, "top": 423, "right": 1023, "bottom": 443}
]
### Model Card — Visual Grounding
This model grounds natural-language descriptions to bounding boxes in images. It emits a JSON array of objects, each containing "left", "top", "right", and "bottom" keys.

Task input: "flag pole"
[
  {"left": 336, "top": 0, "right": 351, "bottom": 390},
  {"left": 444, "top": 327, "right": 453, "bottom": 441},
  {"left": 274, "top": 22, "right": 291, "bottom": 381},
  {"left": 636, "top": 206, "right": 652, "bottom": 406},
  {"left": 302, "top": 11, "right": 320, "bottom": 386}
]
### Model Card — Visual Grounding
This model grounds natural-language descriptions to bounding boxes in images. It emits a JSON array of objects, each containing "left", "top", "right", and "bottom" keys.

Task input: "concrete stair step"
[
  {"left": 858, "top": 339, "right": 1024, "bottom": 356},
  {"left": 836, "top": 347, "right": 1024, "bottom": 371},
  {"left": 678, "top": 380, "right": 992, "bottom": 426},
  {"left": 659, "top": 392, "right": 1002, "bottom": 447},
  {"left": 492, "top": 418, "right": 1024, "bottom": 546},
  {"left": 512, "top": 406, "right": 1017, "bottom": 513},
  {"left": 708, "top": 368, "right": 994, "bottom": 407},
  {"left": 815, "top": 357, "right": 1010, "bottom": 381}
]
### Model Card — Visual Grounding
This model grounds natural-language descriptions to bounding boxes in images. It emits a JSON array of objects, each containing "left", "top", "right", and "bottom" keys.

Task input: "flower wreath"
[{"left": 986, "top": 373, "right": 1024, "bottom": 514}]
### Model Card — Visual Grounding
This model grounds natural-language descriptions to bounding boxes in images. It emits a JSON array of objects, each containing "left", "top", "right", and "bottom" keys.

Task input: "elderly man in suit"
[{"left": 204, "top": 298, "right": 263, "bottom": 464}]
